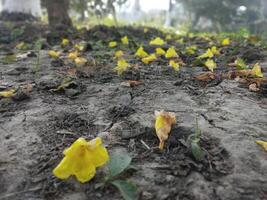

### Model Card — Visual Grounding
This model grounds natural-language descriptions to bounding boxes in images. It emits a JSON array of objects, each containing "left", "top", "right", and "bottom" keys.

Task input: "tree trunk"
[
  {"left": 1, "top": 0, "right": 41, "bottom": 16},
  {"left": 44, "top": 0, "right": 72, "bottom": 27}
]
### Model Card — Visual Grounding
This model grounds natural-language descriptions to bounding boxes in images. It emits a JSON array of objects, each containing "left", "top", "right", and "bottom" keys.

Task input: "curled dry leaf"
[
  {"left": 154, "top": 110, "right": 176, "bottom": 150},
  {"left": 120, "top": 80, "right": 141, "bottom": 88},
  {"left": 194, "top": 72, "right": 216, "bottom": 82}
]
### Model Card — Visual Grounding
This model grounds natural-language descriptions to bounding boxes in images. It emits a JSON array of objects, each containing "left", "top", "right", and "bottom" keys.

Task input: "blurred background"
[{"left": 0, "top": 0, "right": 267, "bottom": 35}]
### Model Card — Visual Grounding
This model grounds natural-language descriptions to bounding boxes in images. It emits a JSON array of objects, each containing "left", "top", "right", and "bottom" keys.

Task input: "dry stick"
[{"left": 140, "top": 139, "right": 151, "bottom": 150}]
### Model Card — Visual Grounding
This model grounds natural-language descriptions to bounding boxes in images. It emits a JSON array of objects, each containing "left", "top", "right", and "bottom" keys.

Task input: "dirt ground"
[{"left": 0, "top": 24, "right": 267, "bottom": 200}]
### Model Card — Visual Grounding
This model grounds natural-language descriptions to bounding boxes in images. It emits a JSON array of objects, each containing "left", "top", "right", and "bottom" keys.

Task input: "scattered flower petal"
[
  {"left": 221, "top": 38, "right": 231, "bottom": 46},
  {"left": 75, "top": 57, "right": 87, "bottom": 67},
  {"left": 142, "top": 54, "right": 157, "bottom": 64},
  {"left": 256, "top": 140, "right": 267, "bottom": 151},
  {"left": 169, "top": 60, "right": 180, "bottom": 71},
  {"left": 135, "top": 47, "right": 149, "bottom": 58},
  {"left": 53, "top": 137, "right": 109, "bottom": 183},
  {"left": 149, "top": 37, "right": 165, "bottom": 46},
  {"left": 61, "top": 38, "right": 70, "bottom": 47},
  {"left": 121, "top": 36, "right": 129, "bottom": 45},
  {"left": 115, "top": 50, "right": 124, "bottom": 58},
  {"left": 165, "top": 47, "right": 178, "bottom": 59},
  {"left": 68, "top": 51, "right": 78, "bottom": 61},
  {"left": 48, "top": 50, "right": 60, "bottom": 58},
  {"left": 155, "top": 110, "right": 176, "bottom": 150},
  {"left": 251, "top": 63, "right": 263, "bottom": 78},
  {"left": 204, "top": 59, "right": 217, "bottom": 72},
  {"left": 0, "top": 89, "right": 16, "bottom": 98},
  {"left": 109, "top": 41, "right": 117, "bottom": 48},
  {"left": 114, "top": 59, "right": 130, "bottom": 75},
  {"left": 155, "top": 48, "right": 166, "bottom": 56},
  {"left": 198, "top": 48, "right": 214, "bottom": 59}
]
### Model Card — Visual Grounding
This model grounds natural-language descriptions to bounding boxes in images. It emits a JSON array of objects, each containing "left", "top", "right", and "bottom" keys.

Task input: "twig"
[
  {"left": 0, "top": 187, "right": 42, "bottom": 200},
  {"left": 140, "top": 140, "right": 151, "bottom": 150}
]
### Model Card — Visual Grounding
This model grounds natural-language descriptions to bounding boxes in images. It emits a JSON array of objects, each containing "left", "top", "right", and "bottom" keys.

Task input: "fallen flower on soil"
[
  {"left": 48, "top": 50, "right": 60, "bottom": 58},
  {"left": 61, "top": 38, "right": 69, "bottom": 47},
  {"left": 75, "top": 57, "right": 87, "bottom": 67},
  {"left": 0, "top": 88, "right": 16, "bottom": 98},
  {"left": 109, "top": 41, "right": 117, "bottom": 48},
  {"left": 114, "top": 50, "right": 124, "bottom": 58},
  {"left": 114, "top": 59, "right": 130, "bottom": 75},
  {"left": 142, "top": 54, "right": 157, "bottom": 64},
  {"left": 135, "top": 47, "right": 148, "bottom": 58},
  {"left": 155, "top": 110, "right": 176, "bottom": 150},
  {"left": 204, "top": 59, "right": 217, "bottom": 72},
  {"left": 198, "top": 48, "right": 214, "bottom": 59},
  {"left": 165, "top": 47, "right": 178, "bottom": 59},
  {"left": 256, "top": 140, "right": 267, "bottom": 151},
  {"left": 221, "top": 38, "right": 231, "bottom": 46},
  {"left": 149, "top": 37, "right": 165, "bottom": 46},
  {"left": 169, "top": 60, "right": 180, "bottom": 71},
  {"left": 68, "top": 51, "right": 78, "bottom": 61},
  {"left": 53, "top": 137, "right": 109, "bottom": 183},
  {"left": 121, "top": 36, "right": 129, "bottom": 45},
  {"left": 155, "top": 48, "right": 166, "bottom": 56},
  {"left": 251, "top": 63, "right": 263, "bottom": 78}
]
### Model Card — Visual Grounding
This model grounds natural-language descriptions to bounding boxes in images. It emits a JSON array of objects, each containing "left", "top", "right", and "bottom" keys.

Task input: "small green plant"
[
  {"left": 11, "top": 26, "right": 25, "bottom": 40},
  {"left": 103, "top": 152, "right": 139, "bottom": 200},
  {"left": 191, "top": 116, "right": 206, "bottom": 161},
  {"left": 33, "top": 38, "right": 44, "bottom": 78}
]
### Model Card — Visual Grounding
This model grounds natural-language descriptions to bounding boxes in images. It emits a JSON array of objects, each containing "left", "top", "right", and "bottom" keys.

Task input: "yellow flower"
[
  {"left": 114, "top": 59, "right": 130, "bottom": 75},
  {"left": 165, "top": 35, "right": 172, "bottom": 41},
  {"left": 221, "top": 38, "right": 231, "bottom": 46},
  {"left": 144, "top": 28, "right": 148, "bottom": 33},
  {"left": 142, "top": 54, "right": 157, "bottom": 64},
  {"left": 256, "top": 140, "right": 267, "bottom": 151},
  {"left": 204, "top": 59, "right": 217, "bottom": 72},
  {"left": 149, "top": 37, "right": 165, "bottom": 46},
  {"left": 74, "top": 43, "right": 85, "bottom": 51},
  {"left": 61, "top": 38, "right": 69, "bottom": 47},
  {"left": 109, "top": 41, "right": 117, "bottom": 48},
  {"left": 53, "top": 137, "right": 109, "bottom": 183},
  {"left": 251, "top": 63, "right": 263, "bottom": 78},
  {"left": 121, "top": 36, "right": 129, "bottom": 45},
  {"left": 135, "top": 47, "right": 149, "bottom": 58},
  {"left": 155, "top": 110, "right": 176, "bottom": 150},
  {"left": 114, "top": 50, "right": 124, "bottom": 58},
  {"left": 15, "top": 42, "right": 27, "bottom": 50},
  {"left": 185, "top": 45, "right": 197, "bottom": 55},
  {"left": 211, "top": 46, "right": 220, "bottom": 55},
  {"left": 169, "top": 60, "right": 180, "bottom": 71},
  {"left": 0, "top": 89, "right": 16, "bottom": 98},
  {"left": 68, "top": 51, "right": 78, "bottom": 61},
  {"left": 155, "top": 48, "right": 166, "bottom": 56},
  {"left": 48, "top": 50, "right": 60, "bottom": 58},
  {"left": 198, "top": 48, "right": 214, "bottom": 59},
  {"left": 165, "top": 47, "right": 178, "bottom": 59},
  {"left": 75, "top": 57, "right": 87, "bottom": 67}
]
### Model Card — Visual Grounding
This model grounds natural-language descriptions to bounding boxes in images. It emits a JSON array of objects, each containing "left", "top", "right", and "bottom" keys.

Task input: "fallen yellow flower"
[
  {"left": 0, "top": 89, "right": 16, "bottom": 98},
  {"left": 48, "top": 50, "right": 60, "bottom": 58},
  {"left": 165, "top": 47, "right": 178, "bottom": 59},
  {"left": 114, "top": 59, "right": 130, "bottom": 75},
  {"left": 165, "top": 35, "right": 172, "bottom": 41},
  {"left": 251, "top": 63, "right": 263, "bottom": 78},
  {"left": 53, "top": 137, "right": 109, "bottom": 183},
  {"left": 109, "top": 41, "right": 117, "bottom": 48},
  {"left": 75, "top": 57, "right": 87, "bottom": 67},
  {"left": 221, "top": 38, "right": 231, "bottom": 46},
  {"left": 198, "top": 48, "right": 214, "bottom": 59},
  {"left": 149, "top": 37, "right": 165, "bottom": 46},
  {"left": 121, "top": 36, "right": 129, "bottom": 45},
  {"left": 68, "top": 51, "right": 78, "bottom": 61},
  {"left": 155, "top": 110, "right": 176, "bottom": 150},
  {"left": 135, "top": 47, "right": 149, "bottom": 58},
  {"left": 61, "top": 38, "right": 70, "bottom": 47},
  {"left": 211, "top": 46, "right": 220, "bottom": 55},
  {"left": 204, "top": 59, "right": 217, "bottom": 72},
  {"left": 142, "top": 54, "right": 157, "bottom": 64},
  {"left": 114, "top": 50, "right": 124, "bottom": 58},
  {"left": 155, "top": 48, "right": 166, "bottom": 56},
  {"left": 169, "top": 60, "right": 180, "bottom": 71},
  {"left": 256, "top": 140, "right": 267, "bottom": 151},
  {"left": 185, "top": 45, "right": 197, "bottom": 55}
]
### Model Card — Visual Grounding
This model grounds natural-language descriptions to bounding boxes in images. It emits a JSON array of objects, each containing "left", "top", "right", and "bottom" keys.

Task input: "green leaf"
[
  {"left": 112, "top": 180, "right": 138, "bottom": 200},
  {"left": 107, "top": 152, "right": 132, "bottom": 178},
  {"left": 191, "top": 142, "right": 206, "bottom": 161}
]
